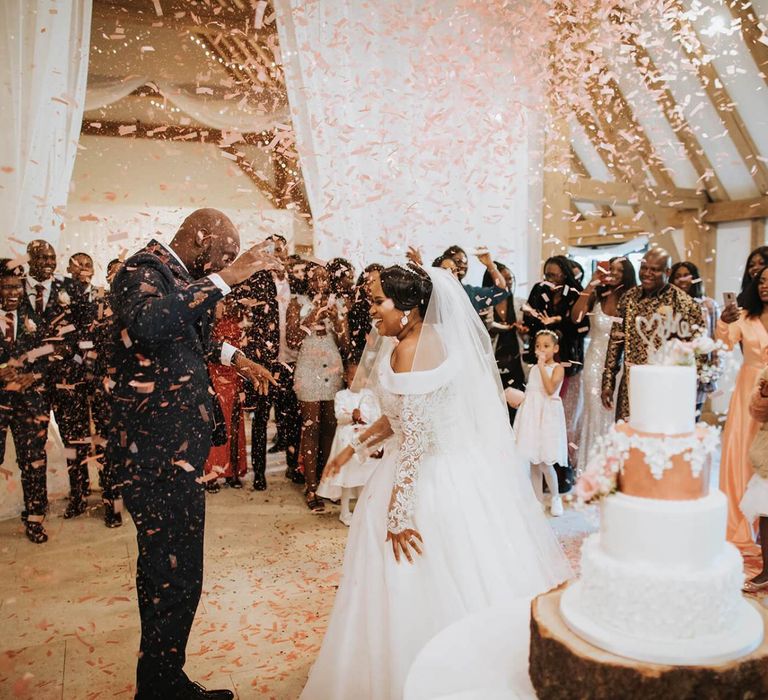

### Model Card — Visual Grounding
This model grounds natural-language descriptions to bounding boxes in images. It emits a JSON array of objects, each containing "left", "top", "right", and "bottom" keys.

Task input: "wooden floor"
[{"left": 0, "top": 445, "right": 596, "bottom": 700}]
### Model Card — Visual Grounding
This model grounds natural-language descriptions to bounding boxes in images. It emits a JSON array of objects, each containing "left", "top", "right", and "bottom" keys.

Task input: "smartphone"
[
  {"left": 723, "top": 291, "right": 737, "bottom": 307},
  {"left": 262, "top": 240, "right": 276, "bottom": 255},
  {"left": 596, "top": 260, "right": 611, "bottom": 275},
  {"left": 471, "top": 247, "right": 489, "bottom": 256}
]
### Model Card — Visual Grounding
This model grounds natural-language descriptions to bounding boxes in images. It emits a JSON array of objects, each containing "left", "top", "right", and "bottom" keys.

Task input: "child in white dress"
[
  {"left": 513, "top": 329, "right": 568, "bottom": 516},
  {"left": 318, "top": 369, "right": 382, "bottom": 526}
]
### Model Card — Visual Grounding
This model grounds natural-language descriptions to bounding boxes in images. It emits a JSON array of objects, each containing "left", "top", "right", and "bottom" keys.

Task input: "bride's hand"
[
  {"left": 324, "top": 446, "right": 354, "bottom": 478},
  {"left": 386, "top": 528, "right": 423, "bottom": 564}
]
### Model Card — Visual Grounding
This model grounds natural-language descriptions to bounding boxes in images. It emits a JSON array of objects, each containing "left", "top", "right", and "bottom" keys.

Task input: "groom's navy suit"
[{"left": 108, "top": 240, "right": 226, "bottom": 699}]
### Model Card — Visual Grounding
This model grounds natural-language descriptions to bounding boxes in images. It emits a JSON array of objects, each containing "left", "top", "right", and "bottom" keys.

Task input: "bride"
[{"left": 301, "top": 264, "right": 571, "bottom": 699}]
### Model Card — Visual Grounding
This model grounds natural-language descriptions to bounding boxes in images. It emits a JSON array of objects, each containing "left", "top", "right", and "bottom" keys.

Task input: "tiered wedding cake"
[{"left": 559, "top": 363, "right": 764, "bottom": 665}]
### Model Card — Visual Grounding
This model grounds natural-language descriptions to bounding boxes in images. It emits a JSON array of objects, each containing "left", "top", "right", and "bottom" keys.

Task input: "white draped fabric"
[
  {"left": 275, "top": 1, "right": 548, "bottom": 283},
  {"left": 85, "top": 75, "right": 290, "bottom": 133},
  {"left": 0, "top": 0, "right": 92, "bottom": 257}
]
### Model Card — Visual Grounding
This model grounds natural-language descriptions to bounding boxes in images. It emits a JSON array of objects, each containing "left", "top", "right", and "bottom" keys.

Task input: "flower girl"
[
  {"left": 513, "top": 329, "right": 568, "bottom": 516},
  {"left": 318, "top": 366, "right": 382, "bottom": 525}
]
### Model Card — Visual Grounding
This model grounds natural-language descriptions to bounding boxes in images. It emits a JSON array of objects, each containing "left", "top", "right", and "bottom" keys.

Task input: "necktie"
[
  {"left": 34, "top": 284, "right": 44, "bottom": 315},
  {"left": 4, "top": 313, "right": 14, "bottom": 345}
]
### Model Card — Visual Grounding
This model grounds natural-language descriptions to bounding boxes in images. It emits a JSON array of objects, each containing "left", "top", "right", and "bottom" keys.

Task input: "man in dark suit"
[
  {"left": 108, "top": 208, "right": 277, "bottom": 700},
  {"left": 0, "top": 259, "right": 53, "bottom": 543},
  {"left": 236, "top": 235, "right": 302, "bottom": 490},
  {"left": 22, "top": 240, "right": 91, "bottom": 518}
]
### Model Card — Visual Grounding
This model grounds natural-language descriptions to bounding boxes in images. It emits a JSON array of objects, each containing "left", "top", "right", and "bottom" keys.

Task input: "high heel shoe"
[{"left": 742, "top": 578, "right": 768, "bottom": 594}]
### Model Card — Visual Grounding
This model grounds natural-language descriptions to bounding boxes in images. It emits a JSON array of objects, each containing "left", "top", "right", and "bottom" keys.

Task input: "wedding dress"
[{"left": 301, "top": 268, "right": 571, "bottom": 700}]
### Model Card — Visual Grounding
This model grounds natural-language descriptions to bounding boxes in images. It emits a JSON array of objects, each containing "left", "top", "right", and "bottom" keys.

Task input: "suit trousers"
[
  {"left": 49, "top": 379, "right": 91, "bottom": 498},
  {"left": 118, "top": 419, "right": 211, "bottom": 699},
  {"left": 91, "top": 389, "right": 120, "bottom": 503},
  {"left": 0, "top": 391, "right": 50, "bottom": 518},
  {"left": 248, "top": 362, "right": 301, "bottom": 478}
]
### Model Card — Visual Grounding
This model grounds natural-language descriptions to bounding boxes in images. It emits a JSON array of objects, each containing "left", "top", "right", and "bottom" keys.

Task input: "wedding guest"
[
  {"left": 203, "top": 298, "right": 247, "bottom": 493},
  {"left": 524, "top": 255, "right": 588, "bottom": 470},
  {"left": 443, "top": 244, "right": 510, "bottom": 311},
  {"left": 317, "top": 364, "right": 382, "bottom": 526},
  {"left": 67, "top": 252, "right": 95, "bottom": 288},
  {"left": 431, "top": 254, "right": 459, "bottom": 277},
  {"left": 483, "top": 262, "right": 527, "bottom": 423},
  {"left": 573, "top": 257, "right": 636, "bottom": 466},
  {"left": 107, "top": 208, "right": 277, "bottom": 699},
  {"left": 348, "top": 264, "right": 384, "bottom": 366},
  {"left": 737, "top": 246, "right": 768, "bottom": 306},
  {"left": 287, "top": 262, "right": 349, "bottom": 512},
  {"left": 717, "top": 269, "right": 768, "bottom": 560},
  {"left": 670, "top": 261, "right": 720, "bottom": 415},
  {"left": 236, "top": 235, "right": 302, "bottom": 489},
  {"left": 0, "top": 259, "right": 51, "bottom": 543},
  {"left": 327, "top": 257, "right": 356, "bottom": 309},
  {"left": 741, "top": 367, "right": 768, "bottom": 592},
  {"left": 22, "top": 240, "right": 90, "bottom": 518},
  {"left": 602, "top": 249, "right": 704, "bottom": 421},
  {"left": 513, "top": 330, "right": 568, "bottom": 517}
]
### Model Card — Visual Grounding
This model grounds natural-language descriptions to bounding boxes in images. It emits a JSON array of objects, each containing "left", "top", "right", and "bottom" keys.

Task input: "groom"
[{"left": 108, "top": 209, "right": 278, "bottom": 699}]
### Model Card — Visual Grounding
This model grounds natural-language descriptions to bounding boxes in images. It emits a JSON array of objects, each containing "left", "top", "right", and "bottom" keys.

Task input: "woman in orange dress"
[
  {"left": 204, "top": 299, "right": 248, "bottom": 492},
  {"left": 717, "top": 268, "right": 768, "bottom": 559}
]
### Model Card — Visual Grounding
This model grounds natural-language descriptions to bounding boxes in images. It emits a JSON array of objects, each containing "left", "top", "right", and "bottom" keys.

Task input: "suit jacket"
[
  {"left": 107, "top": 241, "right": 225, "bottom": 455},
  {"left": 233, "top": 270, "right": 281, "bottom": 366},
  {"left": 0, "top": 306, "right": 49, "bottom": 408},
  {"left": 19, "top": 276, "right": 77, "bottom": 386}
]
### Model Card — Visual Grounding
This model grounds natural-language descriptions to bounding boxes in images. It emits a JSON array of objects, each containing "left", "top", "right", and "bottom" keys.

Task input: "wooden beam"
[
  {"left": 680, "top": 211, "right": 715, "bottom": 293},
  {"left": 751, "top": 218, "right": 766, "bottom": 250},
  {"left": 569, "top": 216, "right": 649, "bottom": 238},
  {"left": 700, "top": 196, "right": 768, "bottom": 224},
  {"left": 542, "top": 114, "right": 572, "bottom": 259},
  {"left": 568, "top": 149, "right": 615, "bottom": 217},
  {"left": 672, "top": 6, "right": 768, "bottom": 194},
  {"left": 620, "top": 30, "right": 727, "bottom": 201},
  {"left": 566, "top": 177, "right": 636, "bottom": 206},
  {"left": 729, "top": 0, "right": 768, "bottom": 92},
  {"left": 568, "top": 231, "right": 636, "bottom": 247}
]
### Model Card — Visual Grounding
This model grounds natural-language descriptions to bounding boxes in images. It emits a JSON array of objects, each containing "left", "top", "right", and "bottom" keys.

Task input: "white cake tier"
[
  {"left": 560, "top": 535, "right": 764, "bottom": 664},
  {"left": 629, "top": 364, "right": 696, "bottom": 435},
  {"left": 600, "top": 491, "right": 726, "bottom": 571}
]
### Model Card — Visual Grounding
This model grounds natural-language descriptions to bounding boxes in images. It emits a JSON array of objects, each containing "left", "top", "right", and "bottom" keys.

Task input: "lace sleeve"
[{"left": 387, "top": 393, "right": 430, "bottom": 534}]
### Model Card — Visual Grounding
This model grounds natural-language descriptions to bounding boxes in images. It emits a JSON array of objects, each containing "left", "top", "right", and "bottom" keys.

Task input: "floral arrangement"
[{"left": 575, "top": 421, "right": 720, "bottom": 506}]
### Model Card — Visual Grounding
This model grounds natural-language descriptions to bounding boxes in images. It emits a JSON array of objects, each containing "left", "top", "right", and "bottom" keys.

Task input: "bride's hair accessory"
[
  {"left": 535, "top": 329, "right": 560, "bottom": 343},
  {"left": 380, "top": 265, "right": 433, "bottom": 316}
]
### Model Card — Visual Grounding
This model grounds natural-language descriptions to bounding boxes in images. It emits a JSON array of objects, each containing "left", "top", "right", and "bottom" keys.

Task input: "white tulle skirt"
[
  {"left": 300, "top": 442, "right": 568, "bottom": 700},
  {"left": 740, "top": 474, "right": 768, "bottom": 522}
]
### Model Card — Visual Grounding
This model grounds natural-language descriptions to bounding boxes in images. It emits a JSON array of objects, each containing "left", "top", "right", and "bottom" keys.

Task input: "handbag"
[
  {"left": 209, "top": 392, "right": 228, "bottom": 447},
  {"left": 748, "top": 423, "right": 768, "bottom": 479}
]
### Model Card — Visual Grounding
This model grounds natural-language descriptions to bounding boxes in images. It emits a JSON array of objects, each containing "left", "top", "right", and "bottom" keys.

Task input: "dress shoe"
[
  {"left": 285, "top": 467, "right": 305, "bottom": 485},
  {"left": 743, "top": 578, "right": 768, "bottom": 594},
  {"left": 104, "top": 509, "right": 123, "bottom": 528},
  {"left": 184, "top": 681, "right": 234, "bottom": 699},
  {"left": 205, "top": 481, "right": 221, "bottom": 494},
  {"left": 225, "top": 477, "right": 243, "bottom": 489},
  {"left": 63, "top": 497, "right": 87, "bottom": 519},
  {"left": 252, "top": 477, "right": 267, "bottom": 491},
  {"left": 550, "top": 496, "right": 564, "bottom": 517},
  {"left": 25, "top": 521, "right": 48, "bottom": 544}
]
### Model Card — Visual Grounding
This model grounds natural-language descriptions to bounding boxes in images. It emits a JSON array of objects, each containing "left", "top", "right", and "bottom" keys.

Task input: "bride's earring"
[{"left": 400, "top": 310, "right": 411, "bottom": 328}]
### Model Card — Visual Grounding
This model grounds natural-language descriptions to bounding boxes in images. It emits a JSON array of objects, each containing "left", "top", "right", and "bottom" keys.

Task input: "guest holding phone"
[{"left": 287, "top": 262, "right": 349, "bottom": 512}]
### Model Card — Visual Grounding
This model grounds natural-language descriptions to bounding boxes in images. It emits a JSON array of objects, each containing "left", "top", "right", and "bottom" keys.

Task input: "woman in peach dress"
[{"left": 717, "top": 268, "right": 768, "bottom": 560}]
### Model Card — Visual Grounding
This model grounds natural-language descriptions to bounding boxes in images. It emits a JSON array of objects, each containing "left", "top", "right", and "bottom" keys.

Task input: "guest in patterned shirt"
[{"left": 601, "top": 249, "right": 703, "bottom": 421}]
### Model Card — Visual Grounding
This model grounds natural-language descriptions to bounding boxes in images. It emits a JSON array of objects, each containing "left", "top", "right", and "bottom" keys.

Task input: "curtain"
[
  {"left": 275, "top": 0, "right": 549, "bottom": 285},
  {"left": 0, "top": 0, "right": 92, "bottom": 257},
  {"left": 85, "top": 75, "right": 149, "bottom": 110}
]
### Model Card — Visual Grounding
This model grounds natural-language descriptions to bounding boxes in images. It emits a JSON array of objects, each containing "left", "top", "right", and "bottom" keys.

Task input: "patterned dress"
[{"left": 602, "top": 284, "right": 705, "bottom": 422}]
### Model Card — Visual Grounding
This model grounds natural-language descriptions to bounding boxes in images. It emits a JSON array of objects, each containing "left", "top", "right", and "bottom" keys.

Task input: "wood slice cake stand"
[{"left": 529, "top": 584, "right": 768, "bottom": 700}]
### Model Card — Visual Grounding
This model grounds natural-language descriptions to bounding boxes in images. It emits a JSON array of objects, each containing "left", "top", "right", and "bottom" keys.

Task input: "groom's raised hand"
[{"left": 219, "top": 240, "right": 282, "bottom": 287}]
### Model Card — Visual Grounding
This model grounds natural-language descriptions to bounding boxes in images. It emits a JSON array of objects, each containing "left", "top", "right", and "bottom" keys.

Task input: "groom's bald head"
[{"left": 171, "top": 208, "right": 240, "bottom": 279}]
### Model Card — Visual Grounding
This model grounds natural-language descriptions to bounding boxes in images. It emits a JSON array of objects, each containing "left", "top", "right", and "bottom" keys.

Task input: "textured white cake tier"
[
  {"left": 600, "top": 492, "right": 726, "bottom": 571},
  {"left": 576, "top": 535, "right": 743, "bottom": 641},
  {"left": 629, "top": 365, "right": 696, "bottom": 435}
]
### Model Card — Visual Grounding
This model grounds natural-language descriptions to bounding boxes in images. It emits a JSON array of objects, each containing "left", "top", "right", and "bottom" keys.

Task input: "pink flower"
[{"left": 576, "top": 472, "right": 600, "bottom": 503}]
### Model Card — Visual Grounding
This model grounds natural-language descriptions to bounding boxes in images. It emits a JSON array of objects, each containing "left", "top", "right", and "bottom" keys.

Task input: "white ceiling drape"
[
  {"left": 274, "top": 0, "right": 549, "bottom": 284},
  {"left": 0, "top": 0, "right": 92, "bottom": 256}
]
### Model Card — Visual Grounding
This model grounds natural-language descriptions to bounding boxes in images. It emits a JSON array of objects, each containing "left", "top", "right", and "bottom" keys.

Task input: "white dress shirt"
[
  {"left": 158, "top": 242, "right": 238, "bottom": 367},
  {"left": 0, "top": 309, "right": 17, "bottom": 342}
]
